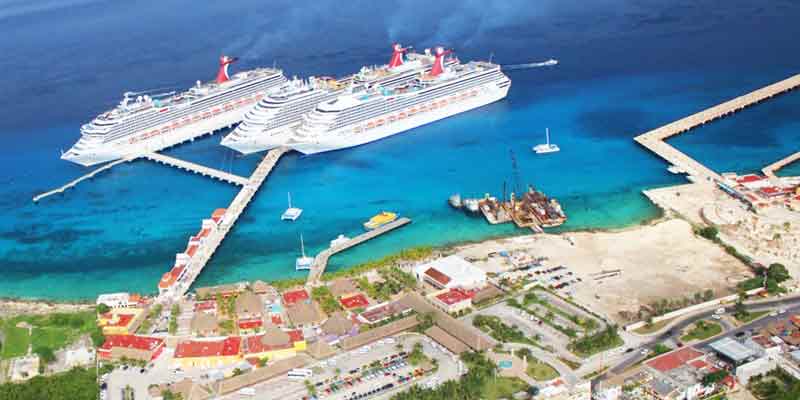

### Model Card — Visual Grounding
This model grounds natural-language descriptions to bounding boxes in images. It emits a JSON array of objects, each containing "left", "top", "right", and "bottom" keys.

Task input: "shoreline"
[{"left": 0, "top": 191, "right": 671, "bottom": 303}]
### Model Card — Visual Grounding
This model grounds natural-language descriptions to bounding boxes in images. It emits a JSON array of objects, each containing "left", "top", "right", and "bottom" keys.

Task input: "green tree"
[
  {"left": 162, "top": 390, "right": 184, "bottom": 400},
  {"left": 96, "top": 304, "right": 111, "bottom": 315},
  {"left": 702, "top": 370, "right": 729, "bottom": 386},
  {"left": 767, "top": 263, "right": 790, "bottom": 283},
  {"left": 35, "top": 346, "right": 56, "bottom": 364},
  {"left": 90, "top": 325, "right": 106, "bottom": 348},
  {"left": 232, "top": 368, "right": 244, "bottom": 376}
]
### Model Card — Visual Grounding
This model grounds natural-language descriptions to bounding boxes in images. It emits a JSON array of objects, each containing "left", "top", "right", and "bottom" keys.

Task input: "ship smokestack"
[
  {"left": 389, "top": 43, "right": 407, "bottom": 68},
  {"left": 216, "top": 55, "right": 238, "bottom": 84},
  {"left": 429, "top": 46, "right": 452, "bottom": 77}
]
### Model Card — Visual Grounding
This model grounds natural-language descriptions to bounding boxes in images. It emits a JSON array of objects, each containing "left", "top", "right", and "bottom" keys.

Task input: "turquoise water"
[{"left": 1, "top": 1, "right": 799, "bottom": 300}]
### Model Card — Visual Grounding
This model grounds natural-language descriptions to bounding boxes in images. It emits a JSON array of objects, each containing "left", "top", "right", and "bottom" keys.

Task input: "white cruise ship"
[
  {"left": 221, "top": 44, "right": 449, "bottom": 154},
  {"left": 288, "top": 47, "right": 510, "bottom": 155},
  {"left": 61, "top": 56, "right": 287, "bottom": 166}
]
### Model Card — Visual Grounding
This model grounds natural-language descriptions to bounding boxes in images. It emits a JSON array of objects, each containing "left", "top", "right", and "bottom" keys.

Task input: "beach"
[{"left": 454, "top": 217, "right": 753, "bottom": 324}]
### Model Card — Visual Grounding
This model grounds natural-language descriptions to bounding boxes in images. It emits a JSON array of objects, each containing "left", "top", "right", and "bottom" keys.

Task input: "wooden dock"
[
  {"left": 306, "top": 217, "right": 412, "bottom": 285},
  {"left": 635, "top": 73, "right": 800, "bottom": 183},
  {"left": 763, "top": 151, "right": 800, "bottom": 179},
  {"left": 141, "top": 152, "right": 249, "bottom": 186},
  {"left": 33, "top": 156, "right": 135, "bottom": 202},
  {"left": 160, "top": 147, "right": 290, "bottom": 302}
]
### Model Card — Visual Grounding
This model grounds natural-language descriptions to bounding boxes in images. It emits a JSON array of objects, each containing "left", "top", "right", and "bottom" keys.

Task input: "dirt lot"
[{"left": 455, "top": 218, "right": 752, "bottom": 324}]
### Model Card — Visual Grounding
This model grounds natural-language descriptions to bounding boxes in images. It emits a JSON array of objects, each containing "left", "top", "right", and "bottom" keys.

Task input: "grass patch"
[
  {"left": 680, "top": 320, "right": 722, "bottom": 342},
  {"left": 526, "top": 359, "right": 559, "bottom": 381},
  {"left": 472, "top": 315, "right": 537, "bottom": 346},
  {"left": 1, "top": 311, "right": 96, "bottom": 360},
  {"left": 558, "top": 357, "right": 581, "bottom": 370},
  {"left": 481, "top": 377, "right": 529, "bottom": 400},
  {"left": 633, "top": 318, "right": 673, "bottom": 335},
  {"left": 1, "top": 323, "right": 30, "bottom": 359},
  {"left": 736, "top": 310, "right": 769, "bottom": 324},
  {"left": 569, "top": 325, "right": 624, "bottom": 358}
]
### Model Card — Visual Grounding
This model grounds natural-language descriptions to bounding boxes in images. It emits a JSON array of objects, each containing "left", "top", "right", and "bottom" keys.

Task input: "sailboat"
[
  {"left": 281, "top": 192, "right": 303, "bottom": 221},
  {"left": 532, "top": 128, "right": 560, "bottom": 154},
  {"left": 295, "top": 234, "right": 314, "bottom": 270}
]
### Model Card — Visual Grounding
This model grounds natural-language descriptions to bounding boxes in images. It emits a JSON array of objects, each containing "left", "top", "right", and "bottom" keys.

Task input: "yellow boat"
[{"left": 363, "top": 211, "right": 398, "bottom": 230}]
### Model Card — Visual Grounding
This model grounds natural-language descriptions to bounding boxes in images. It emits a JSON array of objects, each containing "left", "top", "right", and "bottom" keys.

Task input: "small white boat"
[
  {"left": 295, "top": 234, "right": 314, "bottom": 270},
  {"left": 667, "top": 165, "right": 686, "bottom": 174},
  {"left": 533, "top": 128, "right": 560, "bottom": 154},
  {"left": 464, "top": 198, "right": 480, "bottom": 213},
  {"left": 330, "top": 234, "right": 350, "bottom": 248},
  {"left": 281, "top": 192, "right": 303, "bottom": 221},
  {"left": 449, "top": 193, "right": 463, "bottom": 208}
]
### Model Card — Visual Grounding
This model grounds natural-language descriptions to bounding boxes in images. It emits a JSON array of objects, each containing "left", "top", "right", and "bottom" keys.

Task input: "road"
[{"left": 596, "top": 297, "right": 800, "bottom": 381}]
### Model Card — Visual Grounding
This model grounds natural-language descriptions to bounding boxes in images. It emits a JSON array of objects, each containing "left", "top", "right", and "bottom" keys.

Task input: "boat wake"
[{"left": 503, "top": 59, "right": 558, "bottom": 70}]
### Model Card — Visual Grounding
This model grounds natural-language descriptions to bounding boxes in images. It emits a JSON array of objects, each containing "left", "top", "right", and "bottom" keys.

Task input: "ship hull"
[
  {"left": 221, "top": 124, "right": 298, "bottom": 154},
  {"left": 290, "top": 81, "right": 510, "bottom": 155},
  {"left": 62, "top": 105, "right": 253, "bottom": 166}
]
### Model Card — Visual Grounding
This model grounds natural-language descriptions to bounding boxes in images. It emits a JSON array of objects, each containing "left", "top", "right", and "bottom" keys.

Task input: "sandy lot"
[
  {"left": 0, "top": 299, "right": 92, "bottom": 318},
  {"left": 455, "top": 218, "right": 752, "bottom": 324}
]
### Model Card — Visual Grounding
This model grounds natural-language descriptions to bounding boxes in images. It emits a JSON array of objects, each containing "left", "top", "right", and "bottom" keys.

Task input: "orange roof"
[
  {"left": 175, "top": 337, "right": 241, "bottom": 358},
  {"left": 194, "top": 301, "right": 217, "bottom": 312},
  {"left": 736, "top": 174, "right": 765, "bottom": 183},
  {"left": 198, "top": 228, "right": 210, "bottom": 238},
  {"left": 271, "top": 315, "right": 283, "bottom": 325},
  {"left": 186, "top": 244, "right": 199, "bottom": 258},
  {"left": 211, "top": 208, "right": 227, "bottom": 223},
  {"left": 158, "top": 265, "right": 186, "bottom": 289},
  {"left": 282, "top": 289, "right": 309, "bottom": 305}
]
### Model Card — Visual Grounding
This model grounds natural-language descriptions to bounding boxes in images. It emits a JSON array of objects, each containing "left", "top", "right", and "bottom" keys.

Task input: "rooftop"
[
  {"left": 434, "top": 288, "right": 475, "bottom": 305},
  {"left": 175, "top": 337, "right": 241, "bottom": 358},
  {"left": 282, "top": 288, "right": 309, "bottom": 305},
  {"left": 340, "top": 293, "right": 369, "bottom": 309},
  {"left": 100, "top": 335, "right": 164, "bottom": 352},
  {"left": 709, "top": 337, "right": 755, "bottom": 363},
  {"left": 646, "top": 347, "right": 705, "bottom": 372}
]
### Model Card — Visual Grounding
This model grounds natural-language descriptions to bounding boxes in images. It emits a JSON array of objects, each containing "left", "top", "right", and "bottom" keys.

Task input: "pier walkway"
[
  {"left": 306, "top": 217, "right": 412, "bottom": 285},
  {"left": 160, "top": 147, "right": 290, "bottom": 303},
  {"left": 763, "top": 151, "right": 800, "bottom": 179},
  {"left": 635, "top": 73, "right": 800, "bottom": 182},
  {"left": 33, "top": 157, "right": 135, "bottom": 202},
  {"left": 141, "top": 152, "right": 249, "bottom": 186}
]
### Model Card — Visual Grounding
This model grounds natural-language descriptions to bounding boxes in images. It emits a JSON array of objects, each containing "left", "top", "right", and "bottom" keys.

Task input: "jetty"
[
  {"left": 763, "top": 151, "right": 800, "bottom": 180},
  {"left": 635, "top": 73, "right": 800, "bottom": 182},
  {"left": 32, "top": 157, "right": 136, "bottom": 202},
  {"left": 306, "top": 217, "right": 412, "bottom": 286},
  {"left": 159, "top": 147, "right": 290, "bottom": 302},
  {"left": 141, "top": 152, "right": 249, "bottom": 186}
]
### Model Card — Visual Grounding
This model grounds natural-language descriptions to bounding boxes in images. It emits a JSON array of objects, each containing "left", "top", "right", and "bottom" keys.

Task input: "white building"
[
  {"left": 96, "top": 292, "right": 133, "bottom": 308},
  {"left": 415, "top": 256, "right": 486, "bottom": 289},
  {"left": 736, "top": 356, "right": 777, "bottom": 385}
]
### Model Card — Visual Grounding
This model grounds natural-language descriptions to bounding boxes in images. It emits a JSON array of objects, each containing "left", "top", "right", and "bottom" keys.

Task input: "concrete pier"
[
  {"left": 306, "top": 217, "right": 412, "bottom": 286},
  {"left": 160, "top": 147, "right": 290, "bottom": 302},
  {"left": 763, "top": 151, "right": 800, "bottom": 179},
  {"left": 635, "top": 73, "right": 800, "bottom": 183},
  {"left": 141, "top": 152, "right": 249, "bottom": 186},
  {"left": 33, "top": 156, "right": 135, "bottom": 202}
]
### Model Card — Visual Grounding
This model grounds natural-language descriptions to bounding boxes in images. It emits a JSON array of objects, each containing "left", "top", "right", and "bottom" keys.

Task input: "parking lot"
[{"left": 220, "top": 334, "right": 461, "bottom": 400}]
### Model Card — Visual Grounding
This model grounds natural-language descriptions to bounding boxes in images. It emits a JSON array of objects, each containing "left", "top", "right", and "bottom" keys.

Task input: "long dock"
[
  {"left": 33, "top": 156, "right": 135, "bottom": 202},
  {"left": 306, "top": 217, "right": 412, "bottom": 285},
  {"left": 635, "top": 74, "right": 800, "bottom": 182},
  {"left": 763, "top": 151, "right": 800, "bottom": 179},
  {"left": 160, "top": 147, "right": 290, "bottom": 302},
  {"left": 141, "top": 152, "right": 249, "bottom": 186}
]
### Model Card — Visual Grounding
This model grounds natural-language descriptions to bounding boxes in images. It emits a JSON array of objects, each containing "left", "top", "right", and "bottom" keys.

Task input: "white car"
[
  {"left": 770, "top": 311, "right": 779, "bottom": 317},
  {"left": 712, "top": 314, "right": 722, "bottom": 320},
  {"left": 779, "top": 308, "right": 787, "bottom": 315}
]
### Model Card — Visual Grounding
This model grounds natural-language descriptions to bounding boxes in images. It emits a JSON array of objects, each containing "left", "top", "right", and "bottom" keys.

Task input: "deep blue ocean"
[{"left": 1, "top": 0, "right": 799, "bottom": 300}]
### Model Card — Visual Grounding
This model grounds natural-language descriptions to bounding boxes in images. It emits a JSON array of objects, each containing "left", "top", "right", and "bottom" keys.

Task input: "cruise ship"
[
  {"left": 288, "top": 47, "right": 510, "bottom": 155},
  {"left": 220, "top": 44, "right": 453, "bottom": 154},
  {"left": 61, "top": 56, "right": 287, "bottom": 166}
]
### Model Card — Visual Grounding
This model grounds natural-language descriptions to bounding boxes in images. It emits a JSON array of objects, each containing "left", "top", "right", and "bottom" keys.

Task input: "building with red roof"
[
  {"left": 340, "top": 293, "right": 370, "bottom": 310},
  {"left": 211, "top": 208, "right": 227, "bottom": 224},
  {"left": 282, "top": 288, "right": 309, "bottom": 305},
  {"left": 428, "top": 287, "right": 476, "bottom": 314},
  {"left": 174, "top": 337, "right": 242, "bottom": 368},
  {"left": 193, "top": 300, "right": 217, "bottom": 314},
  {"left": 157, "top": 264, "right": 187, "bottom": 294},
  {"left": 98, "top": 335, "right": 165, "bottom": 362},
  {"left": 414, "top": 256, "right": 486, "bottom": 290},
  {"left": 357, "top": 301, "right": 413, "bottom": 325},
  {"left": 646, "top": 347, "right": 705, "bottom": 373},
  {"left": 98, "top": 308, "right": 144, "bottom": 335},
  {"left": 243, "top": 327, "right": 306, "bottom": 361}
]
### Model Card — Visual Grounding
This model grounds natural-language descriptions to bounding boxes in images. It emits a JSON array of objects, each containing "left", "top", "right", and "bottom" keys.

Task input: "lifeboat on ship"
[
  {"left": 471, "top": 90, "right": 478, "bottom": 97},
  {"left": 409, "top": 108, "right": 417, "bottom": 115},
  {"left": 160, "top": 127, "right": 170, "bottom": 134},
  {"left": 399, "top": 112, "right": 407, "bottom": 119},
  {"left": 212, "top": 108, "right": 221, "bottom": 115},
  {"left": 367, "top": 122, "right": 375, "bottom": 129},
  {"left": 376, "top": 119, "right": 385, "bottom": 126},
  {"left": 419, "top": 104, "right": 427, "bottom": 113}
]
